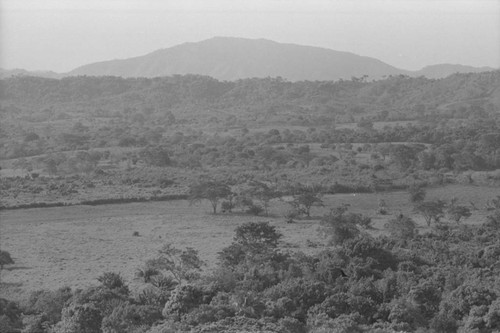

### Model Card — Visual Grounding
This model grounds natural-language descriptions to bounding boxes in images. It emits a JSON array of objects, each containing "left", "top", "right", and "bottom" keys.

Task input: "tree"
[
  {"left": 189, "top": 180, "right": 232, "bottom": 214},
  {"left": 0, "top": 250, "right": 14, "bottom": 270},
  {"left": 234, "top": 222, "right": 281, "bottom": 249},
  {"left": 218, "top": 222, "right": 282, "bottom": 267},
  {"left": 447, "top": 198, "right": 471, "bottom": 224},
  {"left": 139, "top": 146, "right": 172, "bottom": 167},
  {"left": 390, "top": 145, "right": 424, "bottom": 170},
  {"left": 318, "top": 205, "right": 366, "bottom": 245},
  {"left": 146, "top": 244, "right": 204, "bottom": 285},
  {"left": 414, "top": 200, "right": 445, "bottom": 226},
  {"left": 288, "top": 183, "right": 324, "bottom": 217},
  {"left": 244, "top": 180, "right": 280, "bottom": 216},
  {"left": 408, "top": 183, "right": 426, "bottom": 203},
  {"left": 384, "top": 214, "right": 417, "bottom": 241}
]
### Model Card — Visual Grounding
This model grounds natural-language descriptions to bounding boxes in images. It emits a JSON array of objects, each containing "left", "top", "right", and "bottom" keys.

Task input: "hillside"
[
  {"left": 2, "top": 71, "right": 500, "bottom": 118},
  {"left": 68, "top": 37, "right": 406, "bottom": 81},
  {"left": 414, "top": 64, "right": 496, "bottom": 79}
]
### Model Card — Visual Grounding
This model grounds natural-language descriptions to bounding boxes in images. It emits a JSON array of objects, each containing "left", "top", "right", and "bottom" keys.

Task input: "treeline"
[{"left": 1, "top": 71, "right": 500, "bottom": 120}]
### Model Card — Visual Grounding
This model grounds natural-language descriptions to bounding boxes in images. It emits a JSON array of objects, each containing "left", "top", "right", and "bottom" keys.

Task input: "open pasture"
[{"left": 0, "top": 184, "right": 497, "bottom": 301}]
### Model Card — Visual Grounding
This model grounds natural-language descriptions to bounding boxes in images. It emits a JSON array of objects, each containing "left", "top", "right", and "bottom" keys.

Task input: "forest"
[{"left": 0, "top": 71, "right": 500, "bottom": 332}]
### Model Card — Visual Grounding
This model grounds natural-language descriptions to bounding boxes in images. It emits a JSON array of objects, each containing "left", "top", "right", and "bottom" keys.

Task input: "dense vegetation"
[
  {"left": 1, "top": 72, "right": 500, "bottom": 208},
  {"left": 2, "top": 204, "right": 500, "bottom": 332},
  {"left": 1, "top": 72, "right": 500, "bottom": 332}
]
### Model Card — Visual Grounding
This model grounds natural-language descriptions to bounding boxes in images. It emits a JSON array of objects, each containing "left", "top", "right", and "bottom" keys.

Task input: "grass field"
[{"left": 0, "top": 184, "right": 498, "bottom": 301}]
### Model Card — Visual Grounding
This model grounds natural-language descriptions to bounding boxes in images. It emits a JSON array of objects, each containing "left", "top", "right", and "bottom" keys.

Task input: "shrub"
[
  {"left": 162, "top": 284, "right": 205, "bottom": 319},
  {"left": 22, "top": 287, "right": 72, "bottom": 326},
  {"left": 101, "top": 302, "right": 162, "bottom": 333},
  {"left": 136, "top": 266, "right": 160, "bottom": 283},
  {"left": 408, "top": 183, "right": 426, "bottom": 203},
  {"left": 0, "top": 298, "right": 22, "bottom": 332},
  {"left": 0, "top": 250, "right": 14, "bottom": 269},
  {"left": 385, "top": 214, "right": 417, "bottom": 241},
  {"left": 246, "top": 204, "right": 264, "bottom": 216},
  {"left": 97, "top": 272, "right": 129, "bottom": 294},
  {"left": 52, "top": 303, "right": 103, "bottom": 333},
  {"left": 318, "top": 205, "right": 369, "bottom": 245},
  {"left": 146, "top": 244, "right": 204, "bottom": 284}
]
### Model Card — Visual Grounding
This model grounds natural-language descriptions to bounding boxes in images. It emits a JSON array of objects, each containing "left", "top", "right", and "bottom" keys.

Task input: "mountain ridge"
[{"left": 2, "top": 37, "right": 496, "bottom": 81}]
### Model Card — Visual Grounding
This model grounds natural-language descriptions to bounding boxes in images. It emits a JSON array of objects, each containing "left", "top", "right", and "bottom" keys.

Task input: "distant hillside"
[
  {"left": 0, "top": 68, "right": 61, "bottom": 79},
  {"left": 413, "top": 64, "right": 496, "bottom": 79},
  {"left": 2, "top": 71, "right": 499, "bottom": 121},
  {"left": 68, "top": 37, "right": 406, "bottom": 81}
]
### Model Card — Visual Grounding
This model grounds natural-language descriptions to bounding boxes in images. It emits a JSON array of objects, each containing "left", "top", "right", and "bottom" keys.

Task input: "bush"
[
  {"left": 0, "top": 298, "right": 22, "bottom": 332},
  {"left": 0, "top": 250, "right": 14, "bottom": 269},
  {"left": 52, "top": 303, "right": 103, "bottom": 333},
  {"left": 318, "top": 206, "right": 367, "bottom": 245},
  {"left": 385, "top": 214, "right": 417, "bottom": 241},
  {"left": 246, "top": 204, "right": 264, "bottom": 216},
  {"left": 101, "top": 302, "right": 162, "bottom": 333},
  {"left": 408, "top": 183, "right": 426, "bottom": 203},
  {"left": 97, "top": 272, "right": 129, "bottom": 294},
  {"left": 162, "top": 284, "right": 205, "bottom": 320},
  {"left": 22, "top": 287, "right": 73, "bottom": 326}
]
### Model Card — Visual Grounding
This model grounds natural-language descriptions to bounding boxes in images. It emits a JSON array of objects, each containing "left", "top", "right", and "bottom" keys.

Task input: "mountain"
[
  {"left": 0, "top": 68, "right": 61, "bottom": 79},
  {"left": 68, "top": 37, "right": 407, "bottom": 81},
  {"left": 5, "top": 37, "right": 496, "bottom": 81},
  {"left": 413, "top": 64, "right": 496, "bottom": 79}
]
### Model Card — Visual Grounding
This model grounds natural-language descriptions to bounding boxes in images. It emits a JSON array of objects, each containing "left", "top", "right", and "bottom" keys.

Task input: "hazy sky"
[{"left": 1, "top": 0, "right": 499, "bottom": 72}]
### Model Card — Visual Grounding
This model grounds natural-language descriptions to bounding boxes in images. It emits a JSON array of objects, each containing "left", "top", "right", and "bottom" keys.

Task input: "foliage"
[
  {"left": 244, "top": 181, "right": 280, "bottom": 216},
  {"left": 318, "top": 205, "right": 370, "bottom": 245},
  {"left": 0, "top": 298, "right": 23, "bottom": 333},
  {"left": 101, "top": 302, "right": 162, "bottom": 333},
  {"left": 22, "top": 287, "right": 73, "bottom": 327},
  {"left": 234, "top": 222, "right": 282, "bottom": 249},
  {"left": 287, "top": 184, "right": 324, "bottom": 217},
  {"left": 447, "top": 203, "right": 472, "bottom": 224},
  {"left": 146, "top": 244, "right": 204, "bottom": 285},
  {"left": 0, "top": 250, "right": 14, "bottom": 269},
  {"left": 97, "top": 272, "right": 129, "bottom": 294},
  {"left": 408, "top": 183, "right": 426, "bottom": 203},
  {"left": 385, "top": 214, "right": 417, "bottom": 241},
  {"left": 189, "top": 180, "right": 232, "bottom": 214},
  {"left": 414, "top": 200, "right": 446, "bottom": 226}
]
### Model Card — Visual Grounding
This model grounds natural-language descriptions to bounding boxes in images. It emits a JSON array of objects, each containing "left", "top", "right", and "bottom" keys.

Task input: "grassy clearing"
[{"left": 0, "top": 184, "right": 497, "bottom": 301}]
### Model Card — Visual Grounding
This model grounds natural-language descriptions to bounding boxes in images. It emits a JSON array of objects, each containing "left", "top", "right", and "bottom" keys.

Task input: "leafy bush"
[
  {"left": 0, "top": 298, "right": 22, "bottom": 333},
  {"left": 385, "top": 214, "right": 417, "bottom": 241},
  {"left": 146, "top": 244, "right": 204, "bottom": 284},
  {"left": 97, "top": 272, "right": 129, "bottom": 294},
  {"left": 101, "top": 302, "right": 162, "bottom": 333},
  {"left": 318, "top": 205, "right": 368, "bottom": 245},
  {"left": 22, "top": 287, "right": 72, "bottom": 326},
  {"left": 0, "top": 250, "right": 14, "bottom": 269}
]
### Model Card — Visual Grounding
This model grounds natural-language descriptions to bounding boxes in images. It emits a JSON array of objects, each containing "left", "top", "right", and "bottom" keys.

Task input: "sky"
[{"left": 1, "top": 0, "right": 499, "bottom": 72}]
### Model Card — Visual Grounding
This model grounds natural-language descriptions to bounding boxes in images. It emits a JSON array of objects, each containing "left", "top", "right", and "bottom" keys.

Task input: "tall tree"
[{"left": 189, "top": 180, "right": 232, "bottom": 214}]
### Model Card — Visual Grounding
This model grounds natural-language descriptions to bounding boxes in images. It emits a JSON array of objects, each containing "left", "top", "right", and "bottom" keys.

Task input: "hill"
[
  {"left": 0, "top": 68, "right": 62, "bottom": 79},
  {"left": 68, "top": 37, "right": 406, "bottom": 81},
  {"left": 414, "top": 64, "right": 496, "bottom": 79}
]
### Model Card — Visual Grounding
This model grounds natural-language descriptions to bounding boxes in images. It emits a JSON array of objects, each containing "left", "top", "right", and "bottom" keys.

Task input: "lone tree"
[
  {"left": 146, "top": 244, "right": 204, "bottom": 285},
  {"left": 189, "top": 180, "right": 232, "bottom": 214},
  {"left": 414, "top": 200, "right": 445, "bottom": 226},
  {"left": 0, "top": 250, "right": 14, "bottom": 270},
  {"left": 218, "top": 221, "right": 282, "bottom": 267},
  {"left": 447, "top": 198, "right": 471, "bottom": 224},
  {"left": 408, "top": 183, "right": 426, "bottom": 203},
  {"left": 244, "top": 180, "right": 281, "bottom": 216},
  {"left": 318, "top": 205, "right": 371, "bottom": 245},
  {"left": 288, "top": 183, "right": 324, "bottom": 218},
  {"left": 385, "top": 214, "right": 417, "bottom": 241}
]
